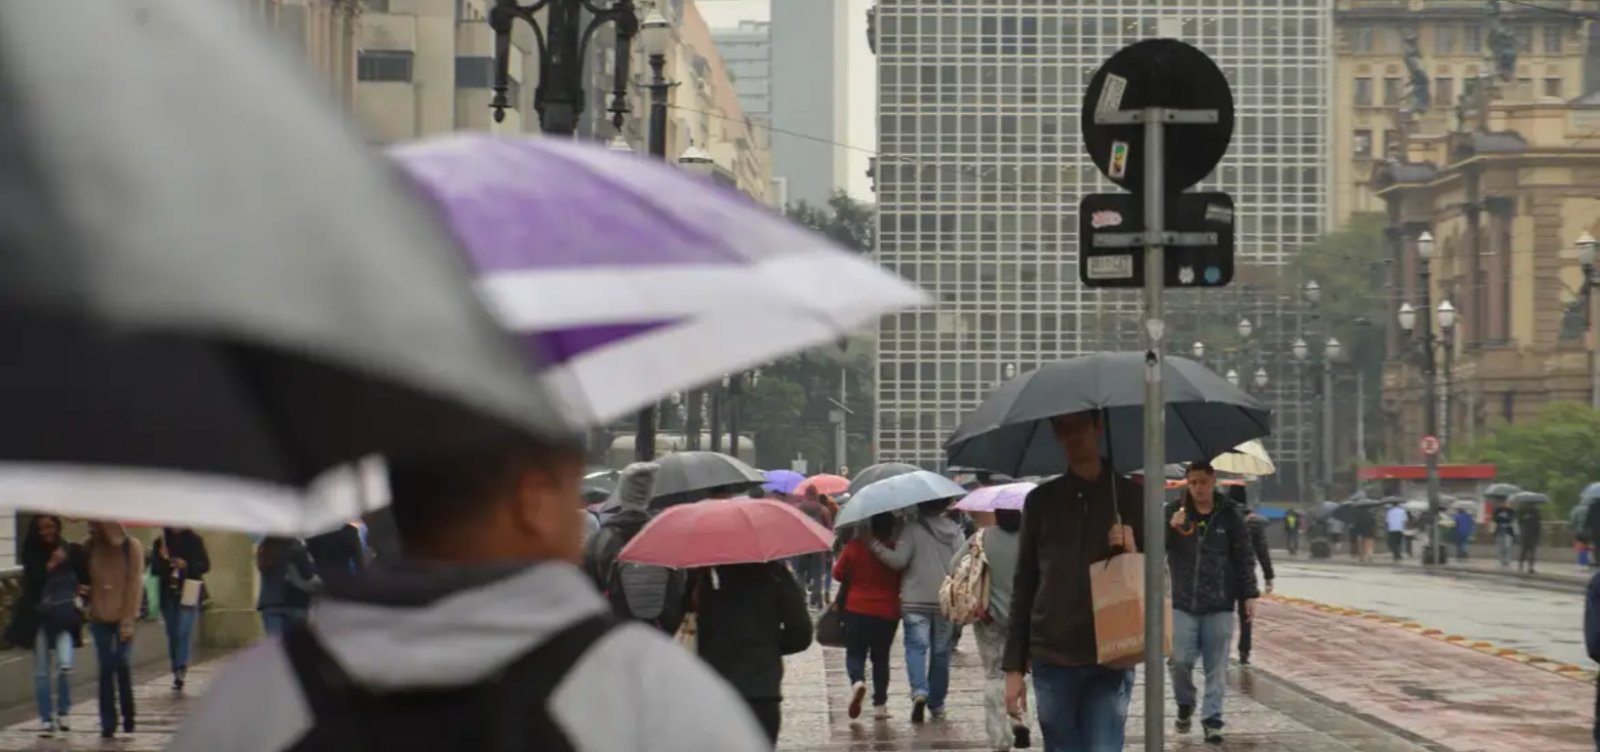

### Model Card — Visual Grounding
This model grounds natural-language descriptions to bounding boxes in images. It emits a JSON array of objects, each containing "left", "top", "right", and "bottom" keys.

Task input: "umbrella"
[
  {"left": 1132, "top": 463, "right": 1188, "bottom": 480},
  {"left": 848, "top": 462, "right": 921, "bottom": 496},
  {"left": 1483, "top": 483, "right": 1522, "bottom": 499},
  {"left": 834, "top": 470, "right": 967, "bottom": 528},
  {"left": 1509, "top": 491, "right": 1550, "bottom": 505},
  {"left": 649, "top": 452, "right": 766, "bottom": 502},
  {"left": 762, "top": 469, "right": 805, "bottom": 495},
  {"left": 616, "top": 498, "right": 833, "bottom": 568},
  {"left": 0, "top": 0, "right": 570, "bottom": 536},
  {"left": 796, "top": 474, "right": 850, "bottom": 497},
  {"left": 1213, "top": 440, "right": 1276, "bottom": 477},
  {"left": 953, "top": 482, "right": 1038, "bottom": 512},
  {"left": 388, "top": 134, "right": 929, "bottom": 427},
  {"left": 945, "top": 353, "right": 1272, "bottom": 476}
]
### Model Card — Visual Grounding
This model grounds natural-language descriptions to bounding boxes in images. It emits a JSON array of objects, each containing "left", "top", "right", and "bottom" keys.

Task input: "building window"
[
  {"left": 1382, "top": 77, "right": 1402, "bottom": 105},
  {"left": 1435, "top": 25, "right": 1457, "bottom": 54},
  {"left": 1544, "top": 25, "right": 1564, "bottom": 54},
  {"left": 1514, "top": 26, "right": 1533, "bottom": 53},
  {"left": 1354, "top": 129, "right": 1373, "bottom": 158},
  {"left": 1518, "top": 77, "right": 1534, "bottom": 96},
  {"left": 357, "top": 50, "right": 413, "bottom": 82},
  {"left": 1354, "top": 77, "right": 1373, "bottom": 106},
  {"left": 1435, "top": 77, "right": 1455, "bottom": 106},
  {"left": 1464, "top": 24, "right": 1483, "bottom": 53},
  {"left": 455, "top": 56, "right": 494, "bottom": 88},
  {"left": 1350, "top": 26, "right": 1374, "bottom": 53},
  {"left": 1382, "top": 129, "right": 1401, "bottom": 157},
  {"left": 1544, "top": 77, "right": 1563, "bottom": 97}
]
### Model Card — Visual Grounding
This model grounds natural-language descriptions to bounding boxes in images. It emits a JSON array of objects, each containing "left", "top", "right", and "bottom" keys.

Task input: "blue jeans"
[
  {"left": 33, "top": 629, "right": 74, "bottom": 723},
  {"left": 89, "top": 623, "right": 134, "bottom": 733},
  {"left": 901, "top": 612, "right": 953, "bottom": 709},
  {"left": 1032, "top": 662, "right": 1134, "bottom": 752},
  {"left": 1171, "top": 609, "right": 1234, "bottom": 726},
  {"left": 160, "top": 601, "right": 199, "bottom": 673},
  {"left": 260, "top": 607, "right": 309, "bottom": 637},
  {"left": 1497, "top": 532, "right": 1514, "bottom": 566}
]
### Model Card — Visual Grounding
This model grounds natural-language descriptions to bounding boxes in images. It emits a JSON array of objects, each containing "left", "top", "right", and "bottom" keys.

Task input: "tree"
[
  {"left": 786, "top": 190, "right": 875, "bottom": 254},
  {"left": 1454, "top": 403, "right": 1600, "bottom": 518}
]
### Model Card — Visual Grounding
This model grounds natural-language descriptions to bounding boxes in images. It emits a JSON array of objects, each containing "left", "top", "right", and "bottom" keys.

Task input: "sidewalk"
[
  {"left": 1277, "top": 547, "right": 1593, "bottom": 588},
  {"left": 0, "top": 661, "right": 215, "bottom": 750}
]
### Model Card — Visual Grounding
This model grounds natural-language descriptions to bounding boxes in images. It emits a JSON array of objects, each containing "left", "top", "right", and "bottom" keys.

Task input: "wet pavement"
[
  {"left": 0, "top": 661, "right": 215, "bottom": 750},
  {"left": 1282, "top": 547, "right": 1594, "bottom": 589},
  {"left": 1273, "top": 559, "right": 1589, "bottom": 666}
]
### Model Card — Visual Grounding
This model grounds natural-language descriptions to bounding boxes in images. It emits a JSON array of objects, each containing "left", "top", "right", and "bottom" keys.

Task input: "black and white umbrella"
[{"left": 649, "top": 452, "right": 767, "bottom": 505}]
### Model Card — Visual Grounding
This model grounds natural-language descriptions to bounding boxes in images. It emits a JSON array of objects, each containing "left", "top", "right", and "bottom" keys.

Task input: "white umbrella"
[{"left": 1213, "top": 440, "right": 1276, "bottom": 477}]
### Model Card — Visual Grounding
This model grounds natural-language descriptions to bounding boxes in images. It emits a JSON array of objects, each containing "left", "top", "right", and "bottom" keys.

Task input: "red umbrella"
[
  {"left": 795, "top": 474, "right": 849, "bottom": 496},
  {"left": 617, "top": 498, "right": 834, "bottom": 569}
]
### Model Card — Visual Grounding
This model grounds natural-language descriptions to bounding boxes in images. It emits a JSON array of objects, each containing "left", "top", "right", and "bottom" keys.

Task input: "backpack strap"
[
  {"left": 491, "top": 614, "right": 616, "bottom": 752},
  {"left": 281, "top": 624, "right": 368, "bottom": 750}
]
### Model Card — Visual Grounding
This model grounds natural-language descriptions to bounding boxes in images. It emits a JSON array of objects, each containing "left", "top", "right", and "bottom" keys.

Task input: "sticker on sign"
[
  {"left": 1087, "top": 255, "right": 1134, "bottom": 280},
  {"left": 1096, "top": 73, "right": 1128, "bottom": 118}
]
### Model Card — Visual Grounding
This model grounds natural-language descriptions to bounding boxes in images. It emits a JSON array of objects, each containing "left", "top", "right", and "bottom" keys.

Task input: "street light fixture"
[
  {"left": 608, "top": 135, "right": 633, "bottom": 152},
  {"left": 1579, "top": 231, "right": 1598, "bottom": 268},
  {"left": 1237, "top": 318, "right": 1253, "bottom": 340},
  {"left": 1417, "top": 230, "right": 1436, "bottom": 260},
  {"left": 640, "top": 7, "right": 671, "bottom": 57},
  {"left": 1226, "top": 368, "right": 1240, "bottom": 386},
  {"left": 1303, "top": 279, "right": 1322, "bottom": 305},
  {"left": 1192, "top": 341, "right": 1205, "bottom": 359},
  {"left": 1397, "top": 302, "right": 1417, "bottom": 333},
  {"left": 1292, "top": 337, "right": 1309, "bottom": 362},
  {"left": 1253, "top": 367, "right": 1269, "bottom": 389},
  {"left": 1325, "top": 336, "right": 1343, "bottom": 362},
  {"left": 489, "top": 0, "right": 640, "bottom": 134},
  {"left": 1003, "top": 363, "right": 1018, "bottom": 380},
  {"left": 1436, "top": 299, "right": 1457, "bottom": 331}
]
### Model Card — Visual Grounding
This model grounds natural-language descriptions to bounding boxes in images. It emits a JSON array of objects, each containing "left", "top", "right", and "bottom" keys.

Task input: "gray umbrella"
[
  {"left": 1484, "top": 483, "right": 1523, "bottom": 499},
  {"left": 649, "top": 452, "right": 767, "bottom": 504},
  {"left": 848, "top": 462, "right": 922, "bottom": 496},
  {"left": 1509, "top": 491, "right": 1550, "bottom": 505},
  {"left": 835, "top": 471, "right": 968, "bottom": 528},
  {"left": 0, "top": 0, "right": 569, "bottom": 534},
  {"left": 945, "top": 353, "right": 1272, "bottom": 477}
]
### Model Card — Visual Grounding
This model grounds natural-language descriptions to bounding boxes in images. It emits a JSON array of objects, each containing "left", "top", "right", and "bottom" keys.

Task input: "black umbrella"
[
  {"left": 848, "top": 462, "right": 921, "bottom": 496},
  {"left": 1509, "top": 491, "right": 1550, "bottom": 506},
  {"left": 0, "top": 0, "right": 570, "bottom": 534},
  {"left": 648, "top": 452, "right": 766, "bottom": 505},
  {"left": 944, "top": 353, "right": 1272, "bottom": 477},
  {"left": 1484, "top": 483, "right": 1523, "bottom": 499}
]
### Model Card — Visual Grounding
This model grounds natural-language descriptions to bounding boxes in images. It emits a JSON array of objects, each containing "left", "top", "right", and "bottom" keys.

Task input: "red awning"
[{"left": 1356, "top": 465, "right": 1497, "bottom": 481}]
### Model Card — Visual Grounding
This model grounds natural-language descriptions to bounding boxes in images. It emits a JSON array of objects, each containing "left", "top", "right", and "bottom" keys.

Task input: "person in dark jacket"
[
  {"left": 687, "top": 562, "right": 813, "bottom": 746},
  {"left": 1166, "top": 462, "right": 1259, "bottom": 744},
  {"left": 584, "top": 462, "right": 687, "bottom": 634},
  {"left": 1584, "top": 569, "right": 1600, "bottom": 749},
  {"left": 1517, "top": 504, "right": 1543, "bottom": 574},
  {"left": 305, "top": 523, "right": 365, "bottom": 582},
  {"left": 1226, "top": 486, "right": 1274, "bottom": 666},
  {"left": 831, "top": 513, "right": 901, "bottom": 721},
  {"left": 1493, "top": 501, "right": 1518, "bottom": 567},
  {"left": 794, "top": 488, "right": 835, "bottom": 609},
  {"left": 255, "top": 537, "right": 320, "bottom": 636},
  {"left": 7, "top": 516, "right": 88, "bottom": 737},
  {"left": 150, "top": 528, "right": 210, "bottom": 691}
]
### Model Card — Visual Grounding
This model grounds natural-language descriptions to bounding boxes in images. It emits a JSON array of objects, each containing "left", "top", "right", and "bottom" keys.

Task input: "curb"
[{"left": 1268, "top": 594, "right": 1597, "bottom": 683}]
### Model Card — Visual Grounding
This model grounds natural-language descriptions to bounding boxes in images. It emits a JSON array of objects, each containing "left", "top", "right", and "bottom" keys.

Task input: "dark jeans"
[
  {"left": 89, "top": 623, "right": 134, "bottom": 734},
  {"left": 1388, "top": 531, "right": 1405, "bottom": 561},
  {"left": 746, "top": 697, "right": 781, "bottom": 747},
  {"left": 796, "top": 555, "right": 826, "bottom": 608},
  {"left": 1235, "top": 598, "right": 1253, "bottom": 659},
  {"left": 843, "top": 612, "right": 897, "bottom": 706},
  {"left": 1286, "top": 529, "right": 1300, "bottom": 556},
  {"left": 159, "top": 601, "right": 198, "bottom": 674},
  {"left": 260, "top": 607, "right": 309, "bottom": 637}
]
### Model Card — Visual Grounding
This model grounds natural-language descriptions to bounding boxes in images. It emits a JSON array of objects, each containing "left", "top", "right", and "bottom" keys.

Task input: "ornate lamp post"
[
  {"left": 1398, "top": 230, "right": 1445, "bottom": 564},
  {"left": 489, "top": 0, "right": 640, "bottom": 135},
  {"left": 1578, "top": 231, "right": 1598, "bottom": 409}
]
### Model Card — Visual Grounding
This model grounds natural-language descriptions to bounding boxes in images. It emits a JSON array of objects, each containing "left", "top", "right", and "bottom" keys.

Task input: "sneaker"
[
  {"left": 1239, "top": 653, "right": 1251, "bottom": 666},
  {"left": 1012, "top": 724, "right": 1032, "bottom": 749},
  {"left": 123, "top": 718, "right": 135, "bottom": 734},
  {"left": 1176, "top": 704, "right": 1194, "bottom": 734},
  {"left": 873, "top": 704, "right": 890, "bottom": 721},
  {"left": 929, "top": 707, "right": 947, "bottom": 722},
  {"left": 101, "top": 729, "right": 115, "bottom": 740},
  {"left": 847, "top": 681, "right": 867, "bottom": 720},
  {"left": 56, "top": 718, "right": 69, "bottom": 733},
  {"left": 911, "top": 695, "right": 928, "bottom": 724},
  {"left": 38, "top": 720, "right": 54, "bottom": 738},
  {"left": 1204, "top": 725, "right": 1225, "bottom": 745}
]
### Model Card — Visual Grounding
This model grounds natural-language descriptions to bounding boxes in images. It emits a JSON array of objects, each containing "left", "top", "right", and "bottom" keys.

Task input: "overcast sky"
[{"left": 696, "top": 0, "right": 875, "bottom": 200}]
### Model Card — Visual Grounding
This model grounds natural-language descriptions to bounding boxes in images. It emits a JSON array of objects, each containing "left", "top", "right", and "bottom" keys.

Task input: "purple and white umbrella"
[
  {"left": 390, "top": 134, "right": 927, "bottom": 426},
  {"left": 953, "top": 482, "right": 1038, "bottom": 512}
]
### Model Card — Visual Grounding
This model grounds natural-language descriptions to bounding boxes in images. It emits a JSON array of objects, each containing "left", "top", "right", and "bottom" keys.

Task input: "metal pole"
[
  {"left": 1322, "top": 361, "right": 1334, "bottom": 493},
  {"left": 709, "top": 387, "right": 723, "bottom": 454},
  {"left": 729, "top": 379, "right": 741, "bottom": 460},
  {"left": 1420, "top": 264, "right": 1442, "bottom": 564},
  {"left": 1586, "top": 273, "right": 1598, "bottom": 410},
  {"left": 632, "top": 52, "right": 670, "bottom": 462},
  {"left": 1297, "top": 362, "right": 1310, "bottom": 503},
  {"left": 1140, "top": 106, "right": 1168, "bottom": 752},
  {"left": 1356, "top": 369, "right": 1367, "bottom": 463},
  {"left": 835, "top": 368, "right": 848, "bottom": 473}
]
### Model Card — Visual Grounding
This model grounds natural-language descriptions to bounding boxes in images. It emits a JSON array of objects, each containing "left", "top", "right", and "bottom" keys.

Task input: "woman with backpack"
[
  {"left": 954, "top": 508, "right": 1030, "bottom": 752},
  {"left": 6, "top": 516, "right": 87, "bottom": 737},
  {"left": 831, "top": 513, "right": 902, "bottom": 721}
]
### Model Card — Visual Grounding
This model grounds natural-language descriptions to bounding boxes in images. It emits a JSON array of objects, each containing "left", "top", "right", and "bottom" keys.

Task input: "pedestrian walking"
[
  {"left": 1385, "top": 504, "right": 1409, "bottom": 562},
  {"left": 1453, "top": 507, "right": 1476, "bottom": 560},
  {"left": 1228, "top": 487, "right": 1274, "bottom": 666},
  {"left": 831, "top": 513, "right": 902, "bottom": 721},
  {"left": 685, "top": 562, "right": 814, "bottom": 745},
  {"left": 870, "top": 498, "right": 966, "bottom": 723},
  {"left": 954, "top": 507, "right": 1031, "bottom": 752},
  {"left": 1283, "top": 508, "right": 1302, "bottom": 557},
  {"left": 1004, "top": 410, "right": 1144, "bottom": 752},
  {"left": 305, "top": 520, "right": 365, "bottom": 582},
  {"left": 83, "top": 521, "right": 144, "bottom": 740},
  {"left": 1518, "top": 504, "right": 1543, "bottom": 574},
  {"left": 4, "top": 516, "right": 88, "bottom": 738},
  {"left": 584, "top": 462, "right": 688, "bottom": 634},
  {"left": 795, "top": 487, "right": 836, "bottom": 610},
  {"left": 1167, "top": 462, "right": 1259, "bottom": 745},
  {"left": 151, "top": 527, "right": 210, "bottom": 691},
  {"left": 1494, "top": 501, "right": 1518, "bottom": 567},
  {"left": 255, "top": 537, "right": 319, "bottom": 636},
  {"left": 172, "top": 438, "right": 772, "bottom": 751}
]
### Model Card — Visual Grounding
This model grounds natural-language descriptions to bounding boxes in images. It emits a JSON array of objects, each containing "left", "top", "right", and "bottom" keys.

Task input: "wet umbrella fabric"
[
  {"left": 0, "top": 0, "right": 569, "bottom": 536},
  {"left": 1483, "top": 483, "right": 1522, "bottom": 499},
  {"left": 1213, "top": 440, "right": 1276, "bottom": 477},
  {"left": 1509, "top": 491, "right": 1550, "bottom": 506},
  {"left": 796, "top": 474, "right": 850, "bottom": 497},
  {"left": 388, "top": 134, "right": 928, "bottom": 427},
  {"left": 762, "top": 469, "right": 805, "bottom": 495},
  {"left": 834, "top": 471, "right": 968, "bottom": 528},
  {"left": 848, "top": 463, "right": 921, "bottom": 496},
  {"left": 649, "top": 452, "right": 767, "bottom": 502},
  {"left": 953, "top": 482, "right": 1038, "bottom": 513},
  {"left": 945, "top": 353, "right": 1272, "bottom": 477},
  {"left": 617, "top": 498, "right": 834, "bottom": 569}
]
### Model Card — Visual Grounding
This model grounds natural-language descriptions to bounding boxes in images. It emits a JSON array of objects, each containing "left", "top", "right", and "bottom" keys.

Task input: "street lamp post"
[
  {"left": 489, "top": 0, "right": 639, "bottom": 135},
  {"left": 1323, "top": 337, "right": 1342, "bottom": 490},
  {"left": 625, "top": 10, "right": 673, "bottom": 462},
  {"left": 1399, "top": 230, "right": 1444, "bottom": 565},
  {"left": 1292, "top": 336, "right": 1311, "bottom": 502},
  {"left": 1579, "top": 231, "right": 1599, "bottom": 409},
  {"left": 725, "top": 369, "right": 761, "bottom": 460}
]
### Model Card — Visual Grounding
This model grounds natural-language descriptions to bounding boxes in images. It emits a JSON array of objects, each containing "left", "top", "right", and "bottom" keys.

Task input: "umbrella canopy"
[
  {"left": 835, "top": 471, "right": 967, "bottom": 528},
  {"left": 1213, "top": 440, "right": 1276, "bottom": 477},
  {"left": 953, "top": 482, "right": 1038, "bottom": 513},
  {"left": 0, "top": 0, "right": 570, "bottom": 536},
  {"left": 849, "top": 462, "right": 921, "bottom": 496},
  {"left": 1509, "top": 491, "right": 1550, "bottom": 505},
  {"left": 389, "top": 134, "right": 928, "bottom": 427},
  {"left": 1483, "top": 483, "right": 1522, "bottom": 499},
  {"left": 617, "top": 498, "right": 833, "bottom": 568},
  {"left": 945, "top": 353, "right": 1272, "bottom": 476},
  {"left": 649, "top": 452, "right": 766, "bottom": 502},
  {"left": 762, "top": 469, "right": 805, "bottom": 495},
  {"left": 796, "top": 474, "right": 850, "bottom": 497}
]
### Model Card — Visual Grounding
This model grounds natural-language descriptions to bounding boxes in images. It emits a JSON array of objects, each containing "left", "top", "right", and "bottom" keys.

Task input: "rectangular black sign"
[{"left": 1077, "top": 192, "right": 1236, "bottom": 288}]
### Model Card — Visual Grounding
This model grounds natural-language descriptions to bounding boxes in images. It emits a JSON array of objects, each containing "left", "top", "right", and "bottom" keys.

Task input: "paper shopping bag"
[
  {"left": 180, "top": 579, "right": 204, "bottom": 608},
  {"left": 1090, "top": 552, "right": 1172, "bottom": 669}
]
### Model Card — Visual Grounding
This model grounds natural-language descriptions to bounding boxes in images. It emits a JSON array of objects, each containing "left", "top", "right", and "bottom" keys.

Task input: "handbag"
[{"left": 814, "top": 575, "right": 851, "bottom": 648}]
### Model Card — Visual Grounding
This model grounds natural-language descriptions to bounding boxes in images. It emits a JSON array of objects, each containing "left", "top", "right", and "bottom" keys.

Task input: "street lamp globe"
[
  {"left": 1253, "top": 367, "right": 1269, "bottom": 389},
  {"left": 1002, "top": 363, "right": 1017, "bottom": 380},
  {"left": 1397, "top": 302, "right": 1417, "bottom": 332},
  {"left": 1417, "top": 231, "right": 1436, "bottom": 260},
  {"left": 1292, "top": 337, "right": 1309, "bottom": 362},
  {"left": 748, "top": 368, "right": 762, "bottom": 388},
  {"left": 1436, "top": 299, "right": 1457, "bottom": 331},
  {"left": 1192, "top": 341, "right": 1205, "bottom": 359},
  {"left": 678, "top": 143, "right": 715, "bottom": 177},
  {"left": 641, "top": 9, "right": 672, "bottom": 58},
  {"left": 1303, "top": 279, "right": 1322, "bottom": 305},
  {"left": 1237, "top": 318, "right": 1253, "bottom": 339},
  {"left": 1578, "top": 231, "right": 1598, "bottom": 268},
  {"left": 1325, "top": 336, "right": 1344, "bottom": 362},
  {"left": 1226, "top": 368, "right": 1240, "bottom": 386},
  {"left": 720, "top": 373, "right": 731, "bottom": 389},
  {"left": 607, "top": 135, "right": 633, "bottom": 152},
  {"left": 669, "top": 391, "right": 682, "bottom": 406}
]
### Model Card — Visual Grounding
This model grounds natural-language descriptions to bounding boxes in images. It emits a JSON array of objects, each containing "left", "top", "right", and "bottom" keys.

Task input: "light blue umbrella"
[{"left": 835, "top": 470, "right": 967, "bottom": 528}]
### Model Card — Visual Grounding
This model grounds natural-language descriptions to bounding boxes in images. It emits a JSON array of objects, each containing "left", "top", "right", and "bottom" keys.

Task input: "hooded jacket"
[
  {"left": 169, "top": 562, "right": 770, "bottom": 752},
  {"left": 869, "top": 512, "right": 965, "bottom": 613},
  {"left": 690, "top": 563, "right": 812, "bottom": 700},
  {"left": 84, "top": 523, "right": 144, "bottom": 629},
  {"left": 1166, "top": 497, "right": 1259, "bottom": 615}
]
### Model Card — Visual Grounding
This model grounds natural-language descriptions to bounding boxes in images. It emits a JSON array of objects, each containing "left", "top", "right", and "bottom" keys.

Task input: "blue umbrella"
[
  {"left": 763, "top": 469, "right": 805, "bottom": 495},
  {"left": 835, "top": 470, "right": 967, "bottom": 528}
]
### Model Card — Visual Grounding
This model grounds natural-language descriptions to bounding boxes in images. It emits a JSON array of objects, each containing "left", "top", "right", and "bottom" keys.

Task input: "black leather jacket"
[{"left": 1165, "top": 499, "right": 1260, "bottom": 615}]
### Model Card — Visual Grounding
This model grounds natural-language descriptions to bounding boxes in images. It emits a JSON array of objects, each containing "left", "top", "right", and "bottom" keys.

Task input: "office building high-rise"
[
  {"left": 772, "top": 0, "right": 849, "bottom": 206},
  {"left": 873, "top": 3, "right": 1332, "bottom": 492},
  {"left": 713, "top": 20, "right": 774, "bottom": 130}
]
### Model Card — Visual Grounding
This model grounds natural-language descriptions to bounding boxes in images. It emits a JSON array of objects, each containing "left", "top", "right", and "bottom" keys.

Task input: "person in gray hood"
[
  {"left": 170, "top": 437, "right": 769, "bottom": 752},
  {"left": 870, "top": 498, "right": 964, "bottom": 724}
]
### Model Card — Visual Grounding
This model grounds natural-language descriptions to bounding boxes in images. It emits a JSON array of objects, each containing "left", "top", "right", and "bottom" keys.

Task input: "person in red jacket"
[{"left": 833, "top": 513, "right": 902, "bottom": 721}]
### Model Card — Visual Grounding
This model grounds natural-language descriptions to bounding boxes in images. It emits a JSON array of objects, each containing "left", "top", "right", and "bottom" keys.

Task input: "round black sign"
[{"left": 1080, "top": 39, "right": 1234, "bottom": 195}]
